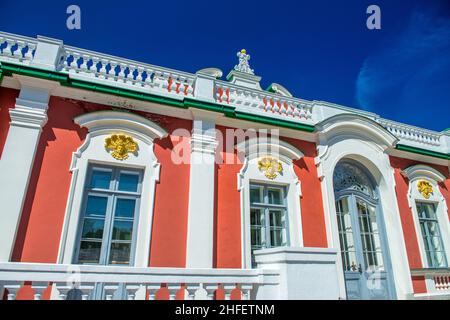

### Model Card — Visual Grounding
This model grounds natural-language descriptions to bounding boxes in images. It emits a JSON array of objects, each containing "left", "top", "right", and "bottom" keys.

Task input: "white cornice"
[
  {"left": 401, "top": 164, "right": 446, "bottom": 183},
  {"left": 316, "top": 113, "right": 398, "bottom": 150},
  {"left": 74, "top": 110, "right": 168, "bottom": 144}
]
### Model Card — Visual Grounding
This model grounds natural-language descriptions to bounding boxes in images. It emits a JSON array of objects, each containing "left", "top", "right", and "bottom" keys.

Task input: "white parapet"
[{"left": 254, "top": 247, "right": 341, "bottom": 300}]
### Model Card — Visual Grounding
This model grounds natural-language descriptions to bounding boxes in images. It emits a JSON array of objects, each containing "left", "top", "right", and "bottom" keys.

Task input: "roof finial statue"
[{"left": 234, "top": 49, "right": 254, "bottom": 75}]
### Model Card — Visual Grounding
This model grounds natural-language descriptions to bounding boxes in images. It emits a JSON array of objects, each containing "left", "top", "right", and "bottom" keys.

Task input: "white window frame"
[
  {"left": 74, "top": 165, "right": 143, "bottom": 266},
  {"left": 57, "top": 111, "right": 167, "bottom": 268},
  {"left": 249, "top": 183, "right": 289, "bottom": 251},
  {"left": 237, "top": 138, "right": 304, "bottom": 268},
  {"left": 403, "top": 164, "right": 450, "bottom": 270}
]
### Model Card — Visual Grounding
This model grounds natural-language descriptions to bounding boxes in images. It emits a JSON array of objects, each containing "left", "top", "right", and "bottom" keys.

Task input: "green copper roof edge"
[
  {"left": 233, "top": 111, "right": 315, "bottom": 132},
  {"left": 395, "top": 144, "right": 450, "bottom": 160}
]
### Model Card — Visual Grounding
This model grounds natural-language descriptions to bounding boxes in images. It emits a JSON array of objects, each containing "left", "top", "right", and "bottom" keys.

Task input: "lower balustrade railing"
[
  {"left": 410, "top": 268, "right": 450, "bottom": 298},
  {"left": 0, "top": 262, "right": 279, "bottom": 300}
]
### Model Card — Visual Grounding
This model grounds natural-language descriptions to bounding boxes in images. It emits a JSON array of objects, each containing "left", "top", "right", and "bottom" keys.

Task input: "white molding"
[
  {"left": 402, "top": 164, "right": 446, "bottom": 183},
  {"left": 185, "top": 117, "right": 218, "bottom": 268},
  {"left": 0, "top": 85, "right": 51, "bottom": 262},
  {"left": 237, "top": 137, "right": 304, "bottom": 269},
  {"left": 403, "top": 165, "right": 450, "bottom": 271},
  {"left": 315, "top": 121, "right": 413, "bottom": 300},
  {"left": 315, "top": 113, "right": 398, "bottom": 150},
  {"left": 57, "top": 111, "right": 167, "bottom": 268}
]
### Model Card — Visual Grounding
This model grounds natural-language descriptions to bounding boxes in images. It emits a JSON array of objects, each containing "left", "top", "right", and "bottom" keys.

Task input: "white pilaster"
[
  {"left": 185, "top": 111, "right": 218, "bottom": 268},
  {"left": 0, "top": 77, "right": 54, "bottom": 261}
]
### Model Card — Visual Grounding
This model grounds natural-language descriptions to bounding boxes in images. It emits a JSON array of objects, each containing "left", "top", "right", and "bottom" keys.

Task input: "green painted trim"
[
  {"left": 0, "top": 62, "right": 317, "bottom": 133},
  {"left": 396, "top": 144, "right": 450, "bottom": 160},
  {"left": 266, "top": 84, "right": 275, "bottom": 93},
  {"left": 184, "top": 98, "right": 235, "bottom": 116},
  {"left": 0, "top": 62, "right": 68, "bottom": 83},
  {"left": 233, "top": 111, "right": 315, "bottom": 132}
]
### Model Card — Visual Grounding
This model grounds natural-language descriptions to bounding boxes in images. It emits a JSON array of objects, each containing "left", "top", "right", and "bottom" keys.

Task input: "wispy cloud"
[{"left": 355, "top": 9, "right": 450, "bottom": 129}]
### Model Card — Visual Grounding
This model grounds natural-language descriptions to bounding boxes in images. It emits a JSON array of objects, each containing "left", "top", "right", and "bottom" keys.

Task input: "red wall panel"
[{"left": 0, "top": 87, "right": 19, "bottom": 158}]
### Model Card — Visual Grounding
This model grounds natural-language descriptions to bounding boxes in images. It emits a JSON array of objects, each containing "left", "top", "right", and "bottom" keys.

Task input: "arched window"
[
  {"left": 237, "top": 137, "right": 304, "bottom": 268},
  {"left": 402, "top": 165, "right": 450, "bottom": 269},
  {"left": 332, "top": 159, "right": 394, "bottom": 300},
  {"left": 58, "top": 111, "right": 167, "bottom": 269}
]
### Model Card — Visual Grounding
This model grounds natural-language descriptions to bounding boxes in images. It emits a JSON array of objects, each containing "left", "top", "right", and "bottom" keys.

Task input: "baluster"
[
  {"left": 147, "top": 284, "right": 161, "bottom": 300},
  {"left": 80, "top": 55, "right": 89, "bottom": 72},
  {"left": 117, "top": 64, "right": 126, "bottom": 82},
  {"left": 90, "top": 58, "right": 100, "bottom": 76},
  {"left": 204, "top": 284, "right": 218, "bottom": 300},
  {"left": 167, "top": 284, "right": 180, "bottom": 300},
  {"left": 4, "top": 282, "right": 23, "bottom": 300},
  {"left": 4, "top": 39, "right": 13, "bottom": 56},
  {"left": 103, "top": 284, "right": 119, "bottom": 300},
  {"left": 292, "top": 103, "right": 300, "bottom": 118},
  {"left": 31, "top": 282, "right": 49, "bottom": 300},
  {"left": 144, "top": 68, "right": 154, "bottom": 88},
  {"left": 14, "top": 40, "right": 25, "bottom": 59},
  {"left": 127, "top": 65, "right": 136, "bottom": 84},
  {"left": 125, "top": 284, "right": 141, "bottom": 300},
  {"left": 136, "top": 67, "right": 144, "bottom": 85},
  {"left": 109, "top": 61, "right": 118, "bottom": 79},
  {"left": 55, "top": 283, "right": 72, "bottom": 300},
  {"left": 186, "top": 79, "right": 194, "bottom": 96},
  {"left": 72, "top": 53, "right": 82, "bottom": 72},
  {"left": 79, "top": 284, "right": 95, "bottom": 300},
  {"left": 185, "top": 283, "right": 199, "bottom": 300},
  {"left": 223, "top": 284, "right": 235, "bottom": 300},
  {"left": 240, "top": 284, "right": 253, "bottom": 300},
  {"left": 98, "top": 60, "right": 108, "bottom": 79},
  {"left": 61, "top": 52, "right": 70, "bottom": 71}
]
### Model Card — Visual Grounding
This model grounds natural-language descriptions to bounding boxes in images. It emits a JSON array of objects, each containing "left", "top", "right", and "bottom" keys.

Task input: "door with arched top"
[{"left": 333, "top": 160, "right": 394, "bottom": 300}]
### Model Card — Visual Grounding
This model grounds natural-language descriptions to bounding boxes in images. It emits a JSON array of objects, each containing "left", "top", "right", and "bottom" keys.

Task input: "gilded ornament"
[
  {"left": 258, "top": 157, "right": 283, "bottom": 180},
  {"left": 104, "top": 134, "right": 138, "bottom": 160},
  {"left": 417, "top": 179, "right": 433, "bottom": 199}
]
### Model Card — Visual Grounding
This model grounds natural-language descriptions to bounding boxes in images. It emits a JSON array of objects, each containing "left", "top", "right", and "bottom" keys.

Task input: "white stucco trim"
[
  {"left": 237, "top": 137, "right": 304, "bottom": 269},
  {"left": 316, "top": 113, "right": 398, "bottom": 149},
  {"left": 315, "top": 114, "right": 413, "bottom": 300},
  {"left": 402, "top": 165, "right": 450, "bottom": 273},
  {"left": 0, "top": 79, "right": 54, "bottom": 262},
  {"left": 57, "top": 110, "right": 167, "bottom": 268},
  {"left": 185, "top": 111, "right": 218, "bottom": 268}
]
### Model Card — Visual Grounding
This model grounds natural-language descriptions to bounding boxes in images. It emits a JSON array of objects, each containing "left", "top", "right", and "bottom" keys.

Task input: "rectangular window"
[
  {"left": 416, "top": 202, "right": 448, "bottom": 268},
  {"left": 76, "top": 166, "right": 142, "bottom": 266},
  {"left": 249, "top": 184, "right": 288, "bottom": 258}
]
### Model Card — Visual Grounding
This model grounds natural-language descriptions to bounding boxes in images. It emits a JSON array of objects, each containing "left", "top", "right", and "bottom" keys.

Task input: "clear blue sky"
[{"left": 1, "top": 0, "right": 449, "bottom": 131}]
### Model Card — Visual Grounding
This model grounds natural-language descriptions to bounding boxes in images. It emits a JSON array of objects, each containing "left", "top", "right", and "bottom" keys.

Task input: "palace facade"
[{"left": 0, "top": 32, "right": 449, "bottom": 300}]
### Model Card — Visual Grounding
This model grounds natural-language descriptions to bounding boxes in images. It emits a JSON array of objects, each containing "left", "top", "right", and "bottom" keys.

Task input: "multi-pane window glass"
[
  {"left": 336, "top": 196, "right": 384, "bottom": 271},
  {"left": 356, "top": 199, "right": 384, "bottom": 269},
  {"left": 250, "top": 184, "right": 288, "bottom": 255},
  {"left": 336, "top": 198, "right": 357, "bottom": 271},
  {"left": 76, "top": 166, "right": 141, "bottom": 266},
  {"left": 416, "top": 202, "right": 448, "bottom": 268}
]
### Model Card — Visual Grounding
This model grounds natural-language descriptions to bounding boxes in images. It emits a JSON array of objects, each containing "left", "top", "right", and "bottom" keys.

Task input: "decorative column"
[
  {"left": 185, "top": 110, "right": 218, "bottom": 268},
  {"left": 0, "top": 77, "right": 53, "bottom": 261}
]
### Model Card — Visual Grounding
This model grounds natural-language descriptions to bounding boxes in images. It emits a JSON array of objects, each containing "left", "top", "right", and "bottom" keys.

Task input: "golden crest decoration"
[
  {"left": 258, "top": 157, "right": 283, "bottom": 180},
  {"left": 104, "top": 134, "right": 138, "bottom": 160},
  {"left": 417, "top": 179, "right": 433, "bottom": 199}
]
